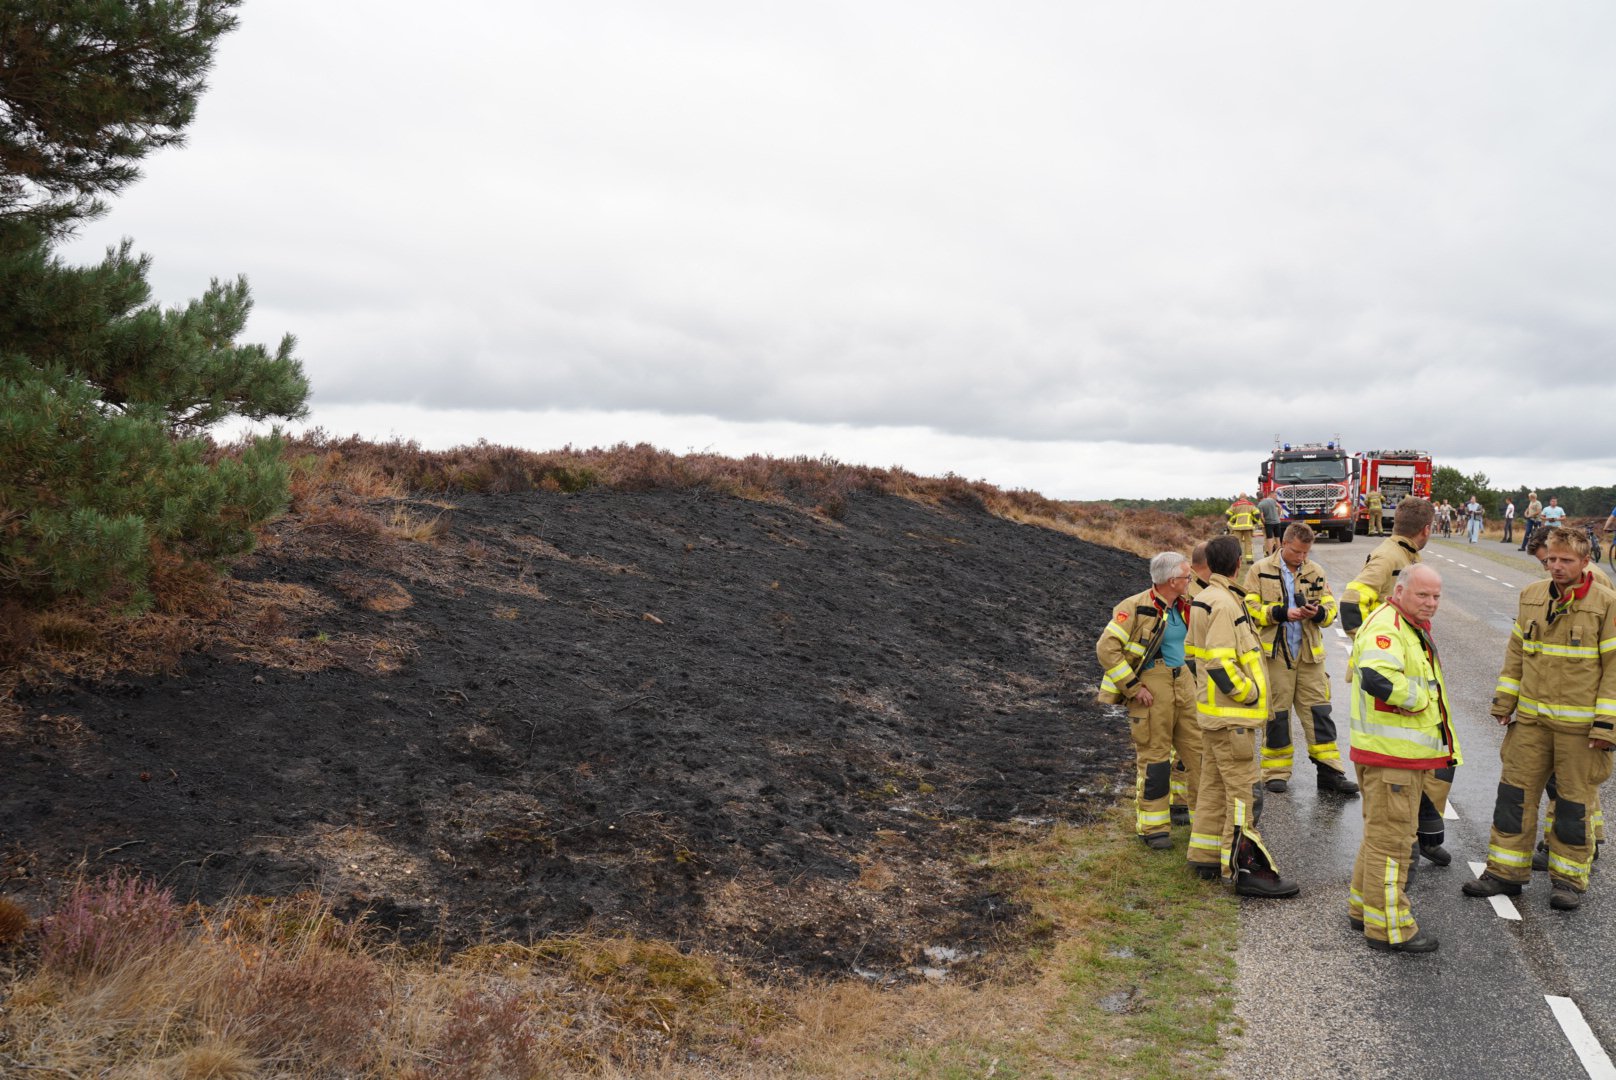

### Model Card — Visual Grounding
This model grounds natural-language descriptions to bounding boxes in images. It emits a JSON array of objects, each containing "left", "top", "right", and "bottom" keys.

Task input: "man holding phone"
[{"left": 1244, "top": 523, "right": 1359, "bottom": 796}]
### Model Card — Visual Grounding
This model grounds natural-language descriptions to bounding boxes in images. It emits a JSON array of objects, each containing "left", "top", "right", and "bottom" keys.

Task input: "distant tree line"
[
  {"left": 1107, "top": 497, "right": 1230, "bottom": 519},
  {"left": 1431, "top": 466, "right": 1614, "bottom": 519}
]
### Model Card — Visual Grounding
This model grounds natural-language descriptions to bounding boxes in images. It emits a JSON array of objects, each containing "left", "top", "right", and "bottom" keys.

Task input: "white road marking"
[
  {"left": 1468, "top": 860, "right": 1523, "bottom": 921},
  {"left": 1443, "top": 801, "right": 1459, "bottom": 821},
  {"left": 1546, "top": 995, "right": 1616, "bottom": 1080}
]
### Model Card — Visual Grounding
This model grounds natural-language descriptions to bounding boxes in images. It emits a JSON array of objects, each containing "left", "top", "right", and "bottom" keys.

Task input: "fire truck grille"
[{"left": 1281, "top": 485, "right": 1342, "bottom": 513}]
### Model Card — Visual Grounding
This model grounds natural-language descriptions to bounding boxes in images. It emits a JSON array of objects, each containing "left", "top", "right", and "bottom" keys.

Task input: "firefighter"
[
  {"left": 1522, "top": 529, "right": 1614, "bottom": 871},
  {"left": 1243, "top": 523, "right": 1359, "bottom": 797},
  {"left": 1464, "top": 527, "right": 1616, "bottom": 910},
  {"left": 1339, "top": 498, "right": 1454, "bottom": 864},
  {"left": 1226, "top": 493, "right": 1260, "bottom": 566},
  {"left": 1095, "top": 552, "right": 1203, "bottom": 848},
  {"left": 1185, "top": 536, "right": 1299, "bottom": 897},
  {"left": 1365, "top": 487, "right": 1385, "bottom": 536},
  {"left": 1187, "top": 542, "right": 1211, "bottom": 598},
  {"left": 1346, "top": 564, "right": 1453, "bottom": 954}
]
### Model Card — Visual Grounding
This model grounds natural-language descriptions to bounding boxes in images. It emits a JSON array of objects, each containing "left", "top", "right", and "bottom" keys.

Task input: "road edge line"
[{"left": 1546, "top": 995, "right": 1616, "bottom": 1080}]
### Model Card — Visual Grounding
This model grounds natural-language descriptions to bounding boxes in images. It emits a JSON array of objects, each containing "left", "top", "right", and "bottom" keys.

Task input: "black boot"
[
  {"left": 1317, "top": 769, "right": 1360, "bottom": 796},
  {"left": 1550, "top": 881, "right": 1584, "bottom": 911},
  {"left": 1235, "top": 866, "right": 1300, "bottom": 898},
  {"left": 1367, "top": 930, "right": 1439, "bottom": 954},
  {"left": 1418, "top": 842, "right": 1452, "bottom": 866},
  {"left": 1462, "top": 872, "right": 1523, "bottom": 898}
]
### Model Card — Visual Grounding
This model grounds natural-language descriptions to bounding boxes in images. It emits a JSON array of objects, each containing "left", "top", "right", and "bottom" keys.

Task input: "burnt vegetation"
[{"left": 0, "top": 438, "right": 1221, "bottom": 1043}]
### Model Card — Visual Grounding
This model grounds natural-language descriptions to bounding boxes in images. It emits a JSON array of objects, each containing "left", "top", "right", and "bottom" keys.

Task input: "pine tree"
[{"left": 0, "top": 2, "right": 309, "bottom": 607}]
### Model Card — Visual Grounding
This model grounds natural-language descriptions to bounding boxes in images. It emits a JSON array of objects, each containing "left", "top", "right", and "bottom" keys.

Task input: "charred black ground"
[{"left": 2, "top": 489, "right": 1139, "bottom": 980}]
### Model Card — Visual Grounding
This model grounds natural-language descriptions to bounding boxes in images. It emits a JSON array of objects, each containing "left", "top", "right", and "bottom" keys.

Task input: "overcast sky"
[{"left": 61, "top": 1, "right": 1616, "bottom": 499}]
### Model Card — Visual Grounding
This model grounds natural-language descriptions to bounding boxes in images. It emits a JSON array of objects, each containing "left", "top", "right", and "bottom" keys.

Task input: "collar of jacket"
[
  {"left": 1388, "top": 597, "right": 1431, "bottom": 634},
  {"left": 1149, "top": 588, "right": 1190, "bottom": 621},
  {"left": 1395, "top": 537, "right": 1421, "bottom": 559},
  {"left": 1550, "top": 572, "right": 1595, "bottom": 606}
]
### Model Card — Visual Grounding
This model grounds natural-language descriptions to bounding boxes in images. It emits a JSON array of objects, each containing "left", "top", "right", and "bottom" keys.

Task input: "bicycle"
[{"left": 1586, "top": 524, "right": 1603, "bottom": 567}]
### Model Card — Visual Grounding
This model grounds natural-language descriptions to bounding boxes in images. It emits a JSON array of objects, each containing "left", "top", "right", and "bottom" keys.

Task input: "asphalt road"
[{"left": 1220, "top": 532, "right": 1616, "bottom": 1080}]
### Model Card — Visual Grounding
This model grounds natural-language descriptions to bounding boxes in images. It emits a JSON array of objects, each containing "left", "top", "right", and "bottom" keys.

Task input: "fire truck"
[
  {"left": 1256, "top": 439, "right": 1358, "bottom": 543},
  {"left": 1353, "top": 449, "right": 1433, "bottom": 535}
]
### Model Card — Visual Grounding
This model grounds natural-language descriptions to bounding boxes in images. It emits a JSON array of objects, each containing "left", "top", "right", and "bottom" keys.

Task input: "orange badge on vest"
[
  {"left": 1116, "top": 612, "right": 1128, "bottom": 622},
  {"left": 1376, "top": 635, "right": 1392, "bottom": 649}
]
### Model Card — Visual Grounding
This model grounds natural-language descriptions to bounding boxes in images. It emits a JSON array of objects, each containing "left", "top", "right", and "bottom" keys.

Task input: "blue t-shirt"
[
  {"left": 1160, "top": 607, "right": 1187, "bottom": 669},
  {"left": 1542, "top": 505, "right": 1567, "bottom": 525}
]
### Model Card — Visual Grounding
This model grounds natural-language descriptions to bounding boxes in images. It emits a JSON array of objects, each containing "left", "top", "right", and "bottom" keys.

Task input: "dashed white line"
[
  {"left": 1467, "top": 860, "right": 1522, "bottom": 921},
  {"left": 1546, "top": 995, "right": 1616, "bottom": 1080}
]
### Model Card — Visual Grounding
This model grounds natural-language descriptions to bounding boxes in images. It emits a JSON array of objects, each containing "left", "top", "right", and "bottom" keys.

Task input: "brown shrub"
[
  {"left": 0, "top": 600, "right": 37, "bottom": 666},
  {"left": 229, "top": 944, "right": 384, "bottom": 1068},
  {"left": 0, "top": 896, "right": 31, "bottom": 948},
  {"left": 426, "top": 987, "right": 543, "bottom": 1079},
  {"left": 148, "top": 543, "right": 231, "bottom": 619}
]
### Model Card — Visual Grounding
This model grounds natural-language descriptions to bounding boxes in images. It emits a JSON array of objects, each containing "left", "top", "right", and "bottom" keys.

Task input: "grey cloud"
[{"left": 53, "top": 0, "right": 1616, "bottom": 490}]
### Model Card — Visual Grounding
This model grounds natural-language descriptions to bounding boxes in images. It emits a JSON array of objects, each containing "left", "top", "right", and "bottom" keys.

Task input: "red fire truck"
[
  {"left": 1257, "top": 439, "right": 1358, "bottom": 543},
  {"left": 1353, "top": 450, "right": 1433, "bottom": 535}
]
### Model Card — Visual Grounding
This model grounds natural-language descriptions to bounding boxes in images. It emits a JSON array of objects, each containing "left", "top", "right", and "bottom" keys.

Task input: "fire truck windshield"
[{"left": 1273, "top": 459, "right": 1346, "bottom": 484}]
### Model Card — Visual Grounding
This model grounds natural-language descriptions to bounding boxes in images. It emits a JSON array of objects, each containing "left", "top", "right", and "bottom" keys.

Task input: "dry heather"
[{"left": 1, "top": 812, "right": 1235, "bottom": 1079}]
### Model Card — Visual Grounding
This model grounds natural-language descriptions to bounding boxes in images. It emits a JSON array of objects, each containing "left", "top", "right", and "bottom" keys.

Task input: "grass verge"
[{"left": 0, "top": 809, "right": 1236, "bottom": 1078}]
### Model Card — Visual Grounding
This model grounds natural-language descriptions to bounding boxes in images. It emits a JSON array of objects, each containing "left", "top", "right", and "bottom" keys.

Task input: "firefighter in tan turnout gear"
[
  {"left": 1185, "top": 536, "right": 1298, "bottom": 897},
  {"left": 1339, "top": 497, "right": 1453, "bottom": 865},
  {"left": 1243, "top": 523, "right": 1359, "bottom": 797},
  {"left": 1226, "top": 493, "right": 1260, "bottom": 566},
  {"left": 1095, "top": 552, "right": 1203, "bottom": 848},
  {"left": 1463, "top": 527, "right": 1616, "bottom": 911},
  {"left": 1346, "top": 564, "right": 1454, "bottom": 954}
]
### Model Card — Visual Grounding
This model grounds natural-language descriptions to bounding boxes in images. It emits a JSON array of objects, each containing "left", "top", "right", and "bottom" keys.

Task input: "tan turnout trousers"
[
  {"left": 1349, "top": 763, "right": 1425, "bottom": 945},
  {"left": 1262, "top": 654, "right": 1346, "bottom": 782},
  {"left": 1127, "top": 663, "right": 1203, "bottom": 837},
  {"left": 1486, "top": 719, "right": 1615, "bottom": 891}
]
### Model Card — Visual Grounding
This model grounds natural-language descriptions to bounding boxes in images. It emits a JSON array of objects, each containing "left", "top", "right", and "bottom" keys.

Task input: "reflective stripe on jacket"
[
  {"left": 1242, "top": 552, "right": 1337, "bottom": 663},
  {"left": 1226, "top": 499, "right": 1258, "bottom": 531},
  {"left": 1492, "top": 573, "right": 1616, "bottom": 735},
  {"left": 1186, "top": 574, "right": 1269, "bottom": 728},
  {"left": 1348, "top": 603, "right": 1460, "bottom": 769},
  {"left": 1340, "top": 536, "right": 1420, "bottom": 634},
  {"left": 1095, "top": 587, "right": 1178, "bottom": 705}
]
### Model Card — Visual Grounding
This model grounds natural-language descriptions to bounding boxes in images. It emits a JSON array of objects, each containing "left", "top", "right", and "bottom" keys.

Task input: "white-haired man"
[{"left": 1096, "top": 551, "right": 1204, "bottom": 849}]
